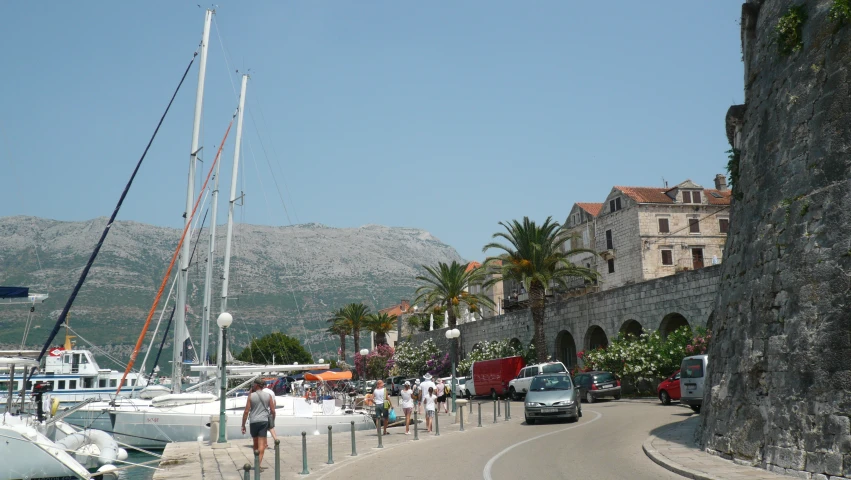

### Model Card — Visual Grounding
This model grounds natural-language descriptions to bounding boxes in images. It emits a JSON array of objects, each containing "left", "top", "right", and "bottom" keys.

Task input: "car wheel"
[
  {"left": 525, "top": 416, "right": 535, "bottom": 425},
  {"left": 690, "top": 405, "right": 701, "bottom": 413},
  {"left": 578, "top": 406, "right": 582, "bottom": 417},
  {"left": 660, "top": 390, "right": 671, "bottom": 405},
  {"left": 491, "top": 389, "right": 498, "bottom": 400},
  {"left": 614, "top": 394, "right": 621, "bottom": 400},
  {"left": 510, "top": 387, "right": 519, "bottom": 401},
  {"left": 585, "top": 391, "right": 595, "bottom": 404}
]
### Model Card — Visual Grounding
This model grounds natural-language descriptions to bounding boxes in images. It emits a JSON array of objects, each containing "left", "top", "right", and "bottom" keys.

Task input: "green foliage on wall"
[{"left": 775, "top": 5, "right": 808, "bottom": 56}]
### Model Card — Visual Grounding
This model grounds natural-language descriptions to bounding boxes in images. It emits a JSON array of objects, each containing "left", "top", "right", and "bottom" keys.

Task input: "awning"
[
  {"left": 0, "top": 287, "right": 28, "bottom": 298},
  {"left": 304, "top": 370, "right": 352, "bottom": 382}
]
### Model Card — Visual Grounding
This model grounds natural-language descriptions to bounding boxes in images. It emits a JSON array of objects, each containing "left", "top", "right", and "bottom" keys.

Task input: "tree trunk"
[
  {"left": 375, "top": 332, "right": 387, "bottom": 346},
  {"left": 448, "top": 306, "right": 458, "bottom": 367},
  {"left": 353, "top": 331, "right": 360, "bottom": 356},
  {"left": 529, "top": 281, "right": 549, "bottom": 363},
  {"left": 338, "top": 333, "right": 346, "bottom": 362}
]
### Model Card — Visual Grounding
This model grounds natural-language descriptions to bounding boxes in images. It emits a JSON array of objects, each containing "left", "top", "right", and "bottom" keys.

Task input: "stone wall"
[
  {"left": 410, "top": 265, "right": 721, "bottom": 367},
  {"left": 699, "top": 1, "right": 851, "bottom": 478}
]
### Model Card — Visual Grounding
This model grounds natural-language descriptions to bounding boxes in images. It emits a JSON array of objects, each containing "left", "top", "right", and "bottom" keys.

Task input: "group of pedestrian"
[{"left": 387, "top": 373, "right": 454, "bottom": 434}]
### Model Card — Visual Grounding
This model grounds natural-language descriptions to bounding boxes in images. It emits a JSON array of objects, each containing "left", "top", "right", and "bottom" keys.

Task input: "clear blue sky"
[{"left": 0, "top": 1, "right": 743, "bottom": 261}]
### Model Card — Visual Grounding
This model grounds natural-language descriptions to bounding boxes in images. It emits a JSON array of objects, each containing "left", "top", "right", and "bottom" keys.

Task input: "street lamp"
[
  {"left": 359, "top": 348, "right": 369, "bottom": 395},
  {"left": 445, "top": 328, "right": 461, "bottom": 412},
  {"left": 216, "top": 312, "right": 233, "bottom": 445}
]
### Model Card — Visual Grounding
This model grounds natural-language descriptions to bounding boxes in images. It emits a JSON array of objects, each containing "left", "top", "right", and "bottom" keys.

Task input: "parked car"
[
  {"left": 508, "top": 362, "right": 568, "bottom": 400},
  {"left": 680, "top": 355, "right": 708, "bottom": 413},
  {"left": 657, "top": 370, "right": 681, "bottom": 405},
  {"left": 523, "top": 373, "right": 581, "bottom": 424},
  {"left": 574, "top": 371, "right": 621, "bottom": 403},
  {"left": 385, "top": 375, "right": 406, "bottom": 396},
  {"left": 471, "top": 356, "right": 525, "bottom": 399},
  {"left": 454, "top": 377, "right": 469, "bottom": 398}
]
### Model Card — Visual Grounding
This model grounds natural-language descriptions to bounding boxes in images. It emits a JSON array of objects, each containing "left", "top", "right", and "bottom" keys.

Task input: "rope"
[
  {"left": 34, "top": 51, "right": 199, "bottom": 368},
  {"left": 115, "top": 116, "right": 235, "bottom": 396},
  {"left": 20, "top": 306, "right": 35, "bottom": 349}
]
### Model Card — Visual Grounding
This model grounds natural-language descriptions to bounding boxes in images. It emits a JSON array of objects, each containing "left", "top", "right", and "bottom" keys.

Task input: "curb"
[{"left": 642, "top": 434, "right": 718, "bottom": 480}]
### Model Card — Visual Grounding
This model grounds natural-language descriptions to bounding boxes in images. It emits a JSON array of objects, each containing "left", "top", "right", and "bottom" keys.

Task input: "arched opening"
[
  {"left": 659, "top": 313, "right": 690, "bottom": 338},
  {"left": 620, "top": 319, "right": 643, "bottom": 339},
  {"left": 471, "top": 342, "right": 483, "bottom": 353},
  {"left": 554, "top": 330, "right": 577, "bottom": 368},
  {"left": 509, "top": 338, "right": 522, "bottom": 352},
  {"left": 585, "top": 325, "right": 609, "bottom": 351}
]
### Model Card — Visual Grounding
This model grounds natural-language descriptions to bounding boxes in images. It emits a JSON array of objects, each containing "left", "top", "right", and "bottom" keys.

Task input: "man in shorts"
[{"left": 242, "top": 378, "right": 275, "bottom": 467}]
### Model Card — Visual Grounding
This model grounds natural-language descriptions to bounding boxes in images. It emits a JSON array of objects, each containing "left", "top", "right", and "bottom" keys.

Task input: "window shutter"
[
  {"left": 658, "top": 218, "right": 669, "bottom": 233},
  {"left": 689, "top": 218, "right": 700, "bottom": 233},
  {"left": 693, "top": 191, "right": 701, "bottom": 203},
  {"left": 719, "top": 219, "right": 729, "bottom": 233},
  {"left": 682, "top": 191, "right": 692, "bottom": 203}
]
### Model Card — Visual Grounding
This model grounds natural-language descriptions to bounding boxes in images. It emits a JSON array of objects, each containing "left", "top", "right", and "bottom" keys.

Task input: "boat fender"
[
  {"left": 50, "top": 397, "right": 60, "bottom": 416},
  {"left": 95, "top": 464, "right": 118, "bottom": 480},
  {"left": 117, "top": 447, "right": 128, "bottom": 461}
]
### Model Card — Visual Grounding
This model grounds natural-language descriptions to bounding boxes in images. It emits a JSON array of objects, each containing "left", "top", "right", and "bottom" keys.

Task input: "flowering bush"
[
  {"left": 425, "top": 352, "right": 451, "bottom": 377},
  {"left": 457, "top": 339, "right": 522, "bottom": 376},
  {"left": 394, "top": 339, "right": 441, "bottom": 377},
  {"left": 354, "top": 344, "right": 395, "bottom": 379}
]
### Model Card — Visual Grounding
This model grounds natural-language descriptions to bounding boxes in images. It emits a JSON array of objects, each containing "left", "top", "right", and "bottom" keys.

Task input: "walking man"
[{"left": 242, "top": 378, "right": 275, "bottom": 468}]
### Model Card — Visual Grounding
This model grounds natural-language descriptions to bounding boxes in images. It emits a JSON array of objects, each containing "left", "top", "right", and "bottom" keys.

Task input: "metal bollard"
[
  {"left": 376, "top": 420, "right": 384, "bottom": 448},
  {"left": 274, "top": 439, "right": 281, "bottom": 480},
  {"left": 478, "top": 402, "right": 482, "bottom": 427},
  {"left": 493, "top": 400, "right": 498, "bottom": 423},
  {"left": 507, "top": 399, "right": 511, "bottom": 420},
  {"left": 327, "top": 425, "right": 334, "bottom": 464},
  {"left": 414, "top": 408, "right": 419, "bottom": 440},
  {"left": 254, "top": 450, "right": 260, "bottom": 480},
  {"left": 505, "top": 399, "right": 509, "bottom": 421},
  {"left": 243, "top": 463, "right": 251, "bottom": 480},
  {"left": 300, "top": 432, "right": 309, "bottom": 475},
  {"left": 435, "top": 409, "right": 440, "bottom": 436},
  {"left": 498, "top": 398, "right": 501, "bottom": 417},
  {"left": 470, "top": 398, "right": 473, "bottom": 414},
  {"left": 460, "top": 405, "right": 465, "bottom": 432},
  {"left": 350, "top": 421, "right": 357, "bottom": 456}
]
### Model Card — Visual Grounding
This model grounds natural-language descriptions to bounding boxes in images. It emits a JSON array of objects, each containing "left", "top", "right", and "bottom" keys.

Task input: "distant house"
[{"left": 563, "top": 175, "right": 731, "bottom": 293}]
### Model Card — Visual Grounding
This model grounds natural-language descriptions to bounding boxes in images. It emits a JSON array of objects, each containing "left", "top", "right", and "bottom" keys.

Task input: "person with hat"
[
  {"left": 413, "top": 379, "right": 423, "bottom": 415},
  {"left": 419, "top": 373, "right": 435, "bottom": 415},
  {"left": 398, "top": 381, "right": 414, "bottom": 434},
  {"left": 242, "top": 378, "right": 275, "bottom": 467}
]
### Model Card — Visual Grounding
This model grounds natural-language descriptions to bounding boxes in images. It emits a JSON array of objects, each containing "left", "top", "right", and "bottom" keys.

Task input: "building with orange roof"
[{"left": 562, "top": 175, "right": 732, "bottom": 293}]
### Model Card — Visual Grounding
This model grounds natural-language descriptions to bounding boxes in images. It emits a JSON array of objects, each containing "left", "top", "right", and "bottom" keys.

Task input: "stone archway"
[
  {"left": 554, "top": 330, "right": 577, "bottom": 368},
  {"left": 471, "top": 342, "right": 483, "bottom": 353},
  {"left": 585, "top": 325, "right": 609, "bottom": 350},
  {"left": 509, "top": 338, "right": 522, "bottom": 353},
  {"left": 620, "top": 319, "right": 644, "bottom": 339},
  {"left": 659, "top": 313, "right": 690, "bottom": 338}
]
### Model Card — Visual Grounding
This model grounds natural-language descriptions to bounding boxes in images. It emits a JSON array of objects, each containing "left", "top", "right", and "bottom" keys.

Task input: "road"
[{"left": 316, "top": 398, "right": 690, "bottom": 480}]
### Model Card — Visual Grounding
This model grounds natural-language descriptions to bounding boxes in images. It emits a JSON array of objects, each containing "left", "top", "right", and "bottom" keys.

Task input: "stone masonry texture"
[
  {"left": 411, "top": 265, "right": 720, "bottom": 368},
  {"left": 699, "top": 1, "right": 851, "bottom": 478}
]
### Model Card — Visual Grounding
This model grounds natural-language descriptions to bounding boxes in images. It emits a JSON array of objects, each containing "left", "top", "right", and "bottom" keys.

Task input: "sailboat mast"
[
  {"left": 173, "top": 8, "right": 213, "bottom": 393},
  {"left": 218, "top": 74, "right": 249, "bottom": 364},
  {"left": 199, "top": 136, "right": 223, "bottom": 381}
]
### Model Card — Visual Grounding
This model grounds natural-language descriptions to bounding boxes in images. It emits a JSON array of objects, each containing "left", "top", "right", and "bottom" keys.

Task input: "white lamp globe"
[
  {"left": 452, "top": 328, "right": 461, "bottom": 338},
  {"left": 445, "top": 329, "right": 453, "bottom": 339},
  {"left": 360, "top": 349, "right": 369, "bottom": 356},
  {"left": 216, "top": 312, "right": 233, "bottom": 329},
  {"left": 319, "top": 358, "right": 324, "bottom": 363}
]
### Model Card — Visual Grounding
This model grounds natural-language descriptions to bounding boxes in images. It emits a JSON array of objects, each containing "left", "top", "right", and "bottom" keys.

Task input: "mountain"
[{"left": 0, "top": 216, "right": 464, "bottom": 367}]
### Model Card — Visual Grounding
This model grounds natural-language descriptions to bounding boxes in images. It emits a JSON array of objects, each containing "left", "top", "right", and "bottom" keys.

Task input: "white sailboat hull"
[{"left": 0, "top": 417, "right": 90, "bottom": 480}]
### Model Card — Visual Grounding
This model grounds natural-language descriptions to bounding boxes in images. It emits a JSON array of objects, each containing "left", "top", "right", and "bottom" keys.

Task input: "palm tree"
[
  {"left": 326, "top": 309, "right": 351, "bottom": 362},
  {"left": 414, "top": 261, "right": 494, "bottom": 365},
  {"left": 365, "top": 312, "right": 397, "bottom": 346},
  {"left": 336, "top": 303, "right": 370, "bottom": 355},
  {"left": 483, "top": 216, "right": 598, "bottom": 363}
]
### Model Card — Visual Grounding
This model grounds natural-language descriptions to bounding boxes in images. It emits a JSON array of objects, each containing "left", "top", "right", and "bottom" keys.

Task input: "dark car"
[
  {"left": 573, "top": 371, "right": 621, "bottom": 403},
  {"left": 657, "top": 370, "right": 681, "bottom": 405},
  {"left": 385, "top": 375, "right": 406, "bottom": 396}
]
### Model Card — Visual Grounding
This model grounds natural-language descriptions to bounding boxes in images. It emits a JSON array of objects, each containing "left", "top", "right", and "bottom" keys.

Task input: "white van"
[
  {"left": 508, "top": 361, "right": 568, "bottom": 400},
  {"left": 679, "top": 354, "right": 708, "bottom": 413}
]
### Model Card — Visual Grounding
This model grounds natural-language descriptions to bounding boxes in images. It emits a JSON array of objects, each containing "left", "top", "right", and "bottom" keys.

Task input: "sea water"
[{"left": 118, "top": 450, "right": 159, "bottom": 480}]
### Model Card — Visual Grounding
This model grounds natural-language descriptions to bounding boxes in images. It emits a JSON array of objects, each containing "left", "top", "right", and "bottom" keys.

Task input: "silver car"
[{"left": 524, "top": 373, "right": 582, "bottom": 424}]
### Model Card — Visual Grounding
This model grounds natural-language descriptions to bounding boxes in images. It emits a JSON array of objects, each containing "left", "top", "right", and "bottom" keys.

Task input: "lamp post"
[
  {"left": 445, "top": 328, "right": 460, "bottom": 413},
  {"left": 359, "top": 348, "right": 369, "bottom": 395},
  {"left": 216, "top": 312, "right": 233, "bottom": 445}
]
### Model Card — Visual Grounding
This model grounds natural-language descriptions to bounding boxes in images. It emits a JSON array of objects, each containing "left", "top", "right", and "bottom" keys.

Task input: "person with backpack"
[{"left": 241, "top": 378, "right": 275, "bottom": 468}]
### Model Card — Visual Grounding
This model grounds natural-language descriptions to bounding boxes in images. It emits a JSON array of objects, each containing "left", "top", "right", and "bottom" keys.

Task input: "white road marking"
[{"left": 482, "top": 410, "right": 603, "bottom": 480}]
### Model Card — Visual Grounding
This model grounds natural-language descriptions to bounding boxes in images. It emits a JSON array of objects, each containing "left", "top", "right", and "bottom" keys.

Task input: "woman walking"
[
  {"left": 424, "top": 386, "right": 437, "bottom": 433},
  {"left": 373, "top": 380, "right": 390, "bottom": 435},
  {"left": 399, "top": 381, "right": 414, "bottom": 434},
  {"left": 435, "top": 378, "right": 447, "bottom": 414}
]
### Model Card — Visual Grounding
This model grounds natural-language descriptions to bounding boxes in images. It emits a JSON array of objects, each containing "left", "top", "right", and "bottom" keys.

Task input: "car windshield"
[
  {"left": 542, "top": 363, "right": 566, "bottom": 374},
  {"left": 529, "top": 375, "right": 573, "bottom": 391},
  {"left": 459, "top": 378, "right": 467, "bottom": 385},
  {"left": 682, "top": 359, "right": 704, "bottom": 378},
  {"left": 593, "top": 373, "right": 615, "bottom": 383}
]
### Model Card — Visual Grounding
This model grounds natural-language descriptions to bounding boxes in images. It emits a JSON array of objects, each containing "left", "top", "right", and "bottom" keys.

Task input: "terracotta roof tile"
[
  {"left": 380, "top": 305, "right": 405, "bottom": 316},
  {"left": 465, "top": 261, "right": 482, "bottom": 272},
  {"left": 575, "top": 202, "right": 603, "bottom": 216},
  {"left": 615, "top": 186, "right": 673, "bottom": 204},
  {"left": 705, "top": 189, "right": 732, "bottom": 205}
]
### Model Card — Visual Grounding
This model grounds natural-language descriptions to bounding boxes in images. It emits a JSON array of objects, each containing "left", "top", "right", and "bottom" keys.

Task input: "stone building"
[{"left": 563, "top": 178, "right": 731, "bottom": 292}]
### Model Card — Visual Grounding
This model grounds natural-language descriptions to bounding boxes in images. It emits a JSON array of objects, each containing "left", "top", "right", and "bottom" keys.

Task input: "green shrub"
[{"left": 775, "top": 5, "right": 807, "bottom": 55}]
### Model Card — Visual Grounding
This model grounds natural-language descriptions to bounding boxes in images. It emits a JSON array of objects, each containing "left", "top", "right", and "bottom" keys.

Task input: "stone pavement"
[
  {"left": 643, "top": 415, "right": 791, "bottom": 480},
  {"left": 153, "top": 399, "right": 513, "bottom": 479}
]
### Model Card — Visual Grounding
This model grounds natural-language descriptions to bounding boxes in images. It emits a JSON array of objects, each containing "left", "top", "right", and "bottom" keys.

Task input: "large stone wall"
[
  {"left": 699, "top": 1, "right": 851, "bottom": 478},
  {"left": 410, "top": 265, "right": 721, "bottom": 365}
]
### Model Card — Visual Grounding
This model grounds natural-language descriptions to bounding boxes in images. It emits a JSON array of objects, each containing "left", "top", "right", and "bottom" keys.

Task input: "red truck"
[{"left": 471, "top": 356, "right": 525, "bottom": 399}]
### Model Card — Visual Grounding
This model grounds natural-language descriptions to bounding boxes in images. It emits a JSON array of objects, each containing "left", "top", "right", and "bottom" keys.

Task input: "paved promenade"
[{"left": 153, "top": 399, "right": 508, "bottom": 479}]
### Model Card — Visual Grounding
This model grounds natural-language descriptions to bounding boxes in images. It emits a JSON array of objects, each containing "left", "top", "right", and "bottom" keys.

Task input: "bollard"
[
  {"left": 376, "top": 420, "right": 384, "bottom": 448},
  {"left": 300, "top": 432, "right": 309, "bottom": 475},
  {"left": 327, "top": 425, "right": 334, "bottom": 464},
  {"left": 493, "top": 400, "right": 498, "bottom": 424},
  {"left": 505, "top": 399, "right": 509, "bottom": 421},
  {"left": 274, "top": 439, "right": 281, "bottom": 480},
  {"left": 460, "top": 405, "right": 465, "bottom": 432},
  {"left": 414, "top": 408, "right": 419, "bottom": 440},
  {"left": 435, "top": 409, "right": 440, "bottom": 436},
  {"left": 478, "top": 402, "right": 482, "bottom": 427},
  {"left": 507, "top": 398, "right": 511, "bottom": 420},
  {"left": 254, "top": 450, "right": 260, "bottom": 480},
  {"left": 498, "top": 398, "right": 501, "bottom": 417},
  {"left": 243, "top": 463, "right": 251, "bottom": 480},
  {"left": 350, "top": 421, "right": 357, "bottom": 456},
  {"left": 470, "top": 398, "right": 473, "bottom": 414}
]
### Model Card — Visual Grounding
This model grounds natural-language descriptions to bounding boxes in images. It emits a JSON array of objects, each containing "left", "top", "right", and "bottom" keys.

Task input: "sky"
[{"left": 0, "top": 1, "right": 744, "bottom": 261}]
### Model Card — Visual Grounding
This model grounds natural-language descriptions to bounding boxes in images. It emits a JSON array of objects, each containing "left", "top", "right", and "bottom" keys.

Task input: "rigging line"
[
  {"left": 148, "top": 307, "right": 175, "bottom": 379},
  {"left": 65, "top": 326, "right": 130, "bottom": 370},
  {"left": 212, "top": 15, "right": 240, "bottom": 99},
  {"left": 246, "top": 137, "right": 314, "bottom": 357},
  {"left": 115, "top": 115, "right": 235, "bottom": 396},
  {"left": 250, "top": 92, "right": 300, "bottom": 223},
  {"left": 247, "top": 107, "right": 294, "bottom": 225},
  {"left": 33, "top": 51, "right": 199, "bottom": 367}
]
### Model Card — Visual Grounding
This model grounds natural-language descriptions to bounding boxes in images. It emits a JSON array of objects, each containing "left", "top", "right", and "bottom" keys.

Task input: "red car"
[{"left": 657, "top": 370, "right": 681, "bottom": 405}]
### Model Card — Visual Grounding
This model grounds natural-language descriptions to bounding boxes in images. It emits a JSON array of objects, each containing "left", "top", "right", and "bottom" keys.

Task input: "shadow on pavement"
[{"left": 648, "top": 414, "right": 701, "bottom": 449}]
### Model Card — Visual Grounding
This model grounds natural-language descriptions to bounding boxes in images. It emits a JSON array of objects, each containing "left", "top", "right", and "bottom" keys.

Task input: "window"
[
  {"left": 609, "top": 198, "right": 622, "bottom": 212},
  {"left": 69, "top": 380, "right": 77, "bottom": 390},
  {"left": 615, "top": 198, "right": 621, "bottom": 210},
  {"left": 689, "top": 218, "right": 700, "bottom": 233},
  {"left": 682, "top": 191, "right": 691, "bottom": 203},
  {"left": 582, "top": 228, "right": 589, "bottom": 246},
  {"left": 109, "top": 379, "right": 117, "bottom": 388},
  {"left": 682, "top": 358, "right": 704, "bottom": 378},
  {"left": 84, "top": 378, "right": 93, "bottom": 389},
  {"left": 58, "top": 380, "right": 66, "bottom": 390},
  {"left": 658, "top": 218, "right": 669, "bottom": 233},
  {"left": 607, "top": 259, "right": 615, "bottom": 273},
  {"left": 693, "top": 191, "right": 701, "bottom": 203},
  {"left": 605, "top": 230, "right": 613, "bottom": 250},
  {"left": 719, "top": 218, "right": 729, "bottom": 234},
  {"left": 99, "top": 379, "right": 107, "bottom": 388},
  {"left": 661, "top": 250, "right": 673, "bottom": 266}
]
